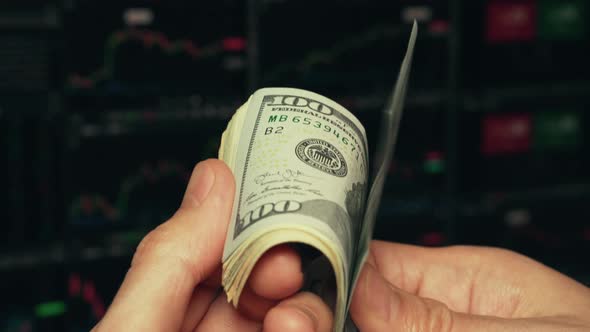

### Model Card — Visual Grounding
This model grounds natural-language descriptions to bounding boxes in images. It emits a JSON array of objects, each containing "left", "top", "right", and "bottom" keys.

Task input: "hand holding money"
[
  {"left": 93, "top": 159, "right": 333, "bottom": 331},
  {"left": 219, "top": 87, "right": 368, "bottom": 330}
]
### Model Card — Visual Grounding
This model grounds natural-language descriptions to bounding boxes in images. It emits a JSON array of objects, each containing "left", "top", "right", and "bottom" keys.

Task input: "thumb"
[{"left": 97, "top": 159, "right": 235, "bottom": 332}]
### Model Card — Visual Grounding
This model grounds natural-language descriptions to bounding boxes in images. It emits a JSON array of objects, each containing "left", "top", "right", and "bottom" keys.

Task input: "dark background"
[{"left": 1, "top": 0, "right": 589, "bottom": 330}]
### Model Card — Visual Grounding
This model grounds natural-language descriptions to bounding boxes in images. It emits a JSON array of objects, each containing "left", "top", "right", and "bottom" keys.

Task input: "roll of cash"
[{"left": 219, "top": 22, "right": 417, "bottom": 332}]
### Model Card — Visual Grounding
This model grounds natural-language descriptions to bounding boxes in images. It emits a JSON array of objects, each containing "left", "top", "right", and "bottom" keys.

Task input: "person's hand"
[
  {"left": 350, "top": 241, "right": 590, "bottom": 331},
  {"left": 92, "top": 159, "right": 332, "bottom": 332}
]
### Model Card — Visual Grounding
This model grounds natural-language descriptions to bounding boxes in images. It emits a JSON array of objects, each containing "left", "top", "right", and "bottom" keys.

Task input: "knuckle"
[
  {"left": 131, "top": 221, "right": 204, "bottom": 284},
  {"left": 132, "top": 223, "right": 174, "bottom": 266},
  {"left": 424, "top": 299, "right": 455, "bottom": 332}
]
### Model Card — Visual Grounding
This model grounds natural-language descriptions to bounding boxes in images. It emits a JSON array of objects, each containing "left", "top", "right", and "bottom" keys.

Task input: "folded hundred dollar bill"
[{"left": 219, "top": 22, "right": 417, "bottom": 332}]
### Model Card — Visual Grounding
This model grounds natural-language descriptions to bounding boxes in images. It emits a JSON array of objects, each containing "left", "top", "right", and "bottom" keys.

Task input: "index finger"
[
  {"left": 247, "top": 244, "right": 303, "bottom": 300},
  {"left": 234, "top": 245, "right": 304, "bottom": 321}
]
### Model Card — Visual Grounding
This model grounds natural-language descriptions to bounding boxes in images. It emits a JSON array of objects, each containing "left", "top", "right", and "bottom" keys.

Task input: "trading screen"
[
  {"left": 1, "top": 1, "right": 589, "bottom": 330},
  {"left": 64, "top": 0, "right": 248, "bottom": 96}
]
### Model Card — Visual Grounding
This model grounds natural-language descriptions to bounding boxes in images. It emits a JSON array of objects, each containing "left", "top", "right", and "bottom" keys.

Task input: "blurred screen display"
[{"left": 64, "top": 0, "right": 247, "bottom": 96}]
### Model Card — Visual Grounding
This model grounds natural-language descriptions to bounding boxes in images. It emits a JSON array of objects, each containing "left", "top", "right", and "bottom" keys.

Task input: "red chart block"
[
  {"left": 487, "top": 0, "right": 537, "bottom": 43},
  {"left": 482, "top": 113, "right": 532, "bottom": 156}
]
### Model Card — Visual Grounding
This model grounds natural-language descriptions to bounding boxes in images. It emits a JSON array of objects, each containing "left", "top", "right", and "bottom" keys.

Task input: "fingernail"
[
  {"left": 364, "top": 265, "right": 398, "bottom": 322},
  {"left": 183, "top": 161, "right": 216, "bottom": 208}
]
